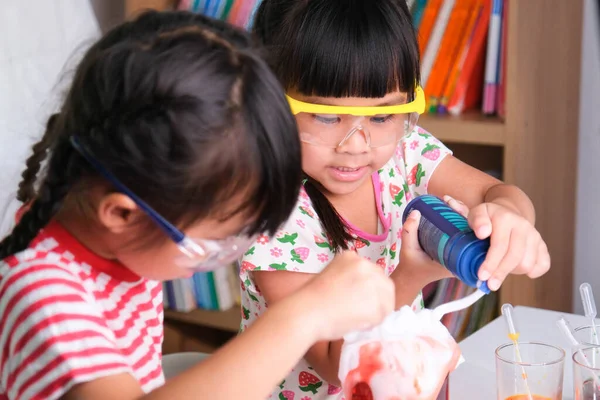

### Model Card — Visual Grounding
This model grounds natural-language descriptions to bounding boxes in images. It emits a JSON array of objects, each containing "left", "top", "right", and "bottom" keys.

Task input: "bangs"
[{"left": 265, "top": 0, "right": 420, "bottom": 98}]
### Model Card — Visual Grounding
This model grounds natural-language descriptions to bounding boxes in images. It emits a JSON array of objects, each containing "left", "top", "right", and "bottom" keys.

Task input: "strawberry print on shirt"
[{"left": 240, "top": 127, "right": 452, "bottom": 400}]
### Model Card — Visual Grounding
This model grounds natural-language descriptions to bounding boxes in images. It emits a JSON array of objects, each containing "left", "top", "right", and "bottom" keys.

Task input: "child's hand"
[
  {"left": 444, "top": 195, "right": 551, "bottom": 291},
  {"left": 300, "top": 251, "right": 395, "bottom": 341},
  {"left": 393, "top": 210, "right": 454, "bottom": 284}
]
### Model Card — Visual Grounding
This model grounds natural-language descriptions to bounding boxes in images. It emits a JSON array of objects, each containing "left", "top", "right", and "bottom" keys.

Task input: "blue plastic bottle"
[{"left": 402, "top": 194, "right": 491, "bottom": 294}]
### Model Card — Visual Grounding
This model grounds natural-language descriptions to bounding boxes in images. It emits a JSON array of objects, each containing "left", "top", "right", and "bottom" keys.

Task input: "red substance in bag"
[
  {"left": 343, "top": 337, "right": 460, "bottom": 400},
  {"left": 347, "top": 343, "right": 382, "bottom": 400},
  {"left": 339, "top": 307, "right": 463, "bottom": 400},
  {"left": 347, "top": 343, "right": 402, "bottom": 400},
  {"left": 352, "top": 382, "right": 374, "bottom": 400}
]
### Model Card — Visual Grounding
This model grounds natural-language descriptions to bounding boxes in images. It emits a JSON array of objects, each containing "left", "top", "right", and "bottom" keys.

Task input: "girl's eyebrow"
[
  {"left": 375, "top": 95, "right": 408, "bottom": 106},
  {"left": 301, "top": 94, "right": 409, "bottom": 107}
]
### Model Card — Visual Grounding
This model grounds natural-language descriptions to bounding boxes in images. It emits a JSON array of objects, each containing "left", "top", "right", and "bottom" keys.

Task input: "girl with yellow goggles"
[{"left": 240, "top": 1, "right": 550, "bottom": 399}]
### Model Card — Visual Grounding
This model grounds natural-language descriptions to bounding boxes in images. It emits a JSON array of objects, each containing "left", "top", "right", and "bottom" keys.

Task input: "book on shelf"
[
  {"left": 414, "top": 0, "right": 507, "bottom": 117},
  {"left": 177, "top": 0, "right": 262, "bottom": 29},
  {"left": 164, "top": 262, "right": 240, "bottom": 313},
  {"left": 425, "top": 277, "right": 498, "bottom": 341},
  {"left": 177, "top": 0, "right": 508, "bottom": 117}
]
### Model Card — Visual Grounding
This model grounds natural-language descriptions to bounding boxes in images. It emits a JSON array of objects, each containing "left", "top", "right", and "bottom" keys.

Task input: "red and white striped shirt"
[{"left": 0, "top": 220, "right": 164, "bottom": 400}]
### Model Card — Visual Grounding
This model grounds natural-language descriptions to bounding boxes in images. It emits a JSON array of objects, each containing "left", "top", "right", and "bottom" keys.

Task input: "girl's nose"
[{"left": 337, "top": 126, "right": 371, "bottom": 154}]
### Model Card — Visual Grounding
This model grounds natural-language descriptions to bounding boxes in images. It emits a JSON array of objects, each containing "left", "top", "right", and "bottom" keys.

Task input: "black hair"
[
  {"left": 253, "top": 0, "right": 420, "bottom": 251},
  {"left": 0, "top": 10, "right": 302, "bottom": 259}
]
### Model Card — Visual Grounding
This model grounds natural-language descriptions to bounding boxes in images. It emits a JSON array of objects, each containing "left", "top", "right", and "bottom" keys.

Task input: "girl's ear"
[{"left": 96, "top": 193, "right": 142, "bottom": 234}]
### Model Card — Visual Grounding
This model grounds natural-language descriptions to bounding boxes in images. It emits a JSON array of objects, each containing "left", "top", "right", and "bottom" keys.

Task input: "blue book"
[
  {"left": 193, "top": 272, "right": 216, "bottom": 310},
  {"left": 165, "top": 281, "right": 176, "bottom": 310},
  {"left": 412, "top": 0, "right": 429, "bottom": 30}
]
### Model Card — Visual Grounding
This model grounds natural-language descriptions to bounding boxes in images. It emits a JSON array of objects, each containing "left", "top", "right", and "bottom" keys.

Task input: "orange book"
[
  {"left": 447, "top": 0, "right": 492, "bottom": 115},
  {"left": 438, "top": 0, "right": 483, "bottom": 113},
  {"left": 417, "top": 0, "right": 443, "bottom": 57},
  {"left": 226, "top": 0, "right": 244, "bottom": 26},
  {"left": 424, "top": 0, "right": 477, "bottom": 112}
]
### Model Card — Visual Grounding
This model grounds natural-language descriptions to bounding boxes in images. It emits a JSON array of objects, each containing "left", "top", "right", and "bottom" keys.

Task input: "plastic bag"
[{"left": 338, "top": 306, "right": 463, "bottom": 400}]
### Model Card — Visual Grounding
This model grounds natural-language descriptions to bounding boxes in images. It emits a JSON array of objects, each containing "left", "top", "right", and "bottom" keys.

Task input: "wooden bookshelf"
[
  {"left": 413, "top": 0, "right": 582, "bottom": 314},
  {"left": 125, "top": 0, "right": 176, "bottom": 15},
  {"left": 499, "top": 0, "right": 581, "bottom": 312},
  {"left": 126, "top": 0, "right": 583, "bottom": 335},
  {"left": 164, "top": 307, "right": 240, "bottom": 333},
  {"left": 419, "top": 113, "right": 505, "bottom": 146}
]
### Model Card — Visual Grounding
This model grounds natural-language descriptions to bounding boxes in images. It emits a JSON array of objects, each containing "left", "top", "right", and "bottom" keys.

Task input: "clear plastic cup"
[
  {"left": 495, "top": 342, "right": 565, "bottom": 400},
  {"left": 574, "top": 325, "right": 600, "bottom": 347},
  {"left": 573, "top": 346, "right": 600, "bottom": 400}
]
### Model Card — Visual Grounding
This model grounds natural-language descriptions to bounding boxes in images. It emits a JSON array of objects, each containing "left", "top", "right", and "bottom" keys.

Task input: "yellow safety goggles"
[{"left": 286, "top": 87, "right": 425, "bottom": 148}]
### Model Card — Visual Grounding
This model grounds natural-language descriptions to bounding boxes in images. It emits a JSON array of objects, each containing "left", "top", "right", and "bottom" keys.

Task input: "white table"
[
  {"left": 162, "top": 352, "right": 208, "bottom": 380},
  {"left": 449, "top": 306, "right": 598, "bottom": 399}
]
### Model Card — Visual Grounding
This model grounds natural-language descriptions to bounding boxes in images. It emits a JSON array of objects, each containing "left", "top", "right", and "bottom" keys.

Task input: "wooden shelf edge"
[
  {"left": 418, "top": 113, "right": 506, "bottom": 147},
  {"left": 125, "top": 0, "right": 177, "bottom": 16},
  {"left": 165, "top": 307, "right": 241, "bottom": 332}
]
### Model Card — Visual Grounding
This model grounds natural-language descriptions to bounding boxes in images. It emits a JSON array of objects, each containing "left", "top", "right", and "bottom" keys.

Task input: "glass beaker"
[
  {"left": 573, "top": 346, "right": 600, "bottom": 400},
  {"left": 495, "top": 342, "right": 565, "bottom": 400},
  {"left": 574, "top": 326, "right": 600, "bottom": 347}
]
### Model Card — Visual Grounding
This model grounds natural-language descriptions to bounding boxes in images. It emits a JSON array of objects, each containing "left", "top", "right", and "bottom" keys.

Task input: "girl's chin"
[{"left": 322, "top": 175, "right": 372, "bottom": 195}]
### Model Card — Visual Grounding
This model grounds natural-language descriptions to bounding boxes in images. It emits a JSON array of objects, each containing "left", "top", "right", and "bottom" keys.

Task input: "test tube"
[
  {"left": 557, "top": 316, "right": 600, "bottom": 391},
  {"left": 501, "top": 303, "right": 519, "bottom": 341},
  {"left": 501, "top": 304, "right": 533, "bottom": 400},
  {"left": 580, "top": 283, "right": 599, "bottom": 346}
]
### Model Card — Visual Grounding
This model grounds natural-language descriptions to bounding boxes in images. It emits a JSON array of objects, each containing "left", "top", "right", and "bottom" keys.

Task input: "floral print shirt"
[{"left": 239, "top": 127, "right": 452, "bottom": 400}]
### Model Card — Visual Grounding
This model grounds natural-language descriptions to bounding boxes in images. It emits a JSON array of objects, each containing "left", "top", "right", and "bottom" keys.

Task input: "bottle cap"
[{"left": 445, "top": 231, "right": 490, "bottom": 293}]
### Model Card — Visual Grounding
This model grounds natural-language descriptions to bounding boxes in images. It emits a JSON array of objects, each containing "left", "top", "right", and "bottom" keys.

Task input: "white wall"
[
  {"left": 573, "top": 0, "right": 600, "bottom": 314},
  {"left": 0, "top": 1, "right": 102, "bottom": 236}
]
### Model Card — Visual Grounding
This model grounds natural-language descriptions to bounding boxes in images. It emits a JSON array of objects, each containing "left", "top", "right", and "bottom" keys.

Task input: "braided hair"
[{"left": 0, "top": 11, "right": 302, "bottom": 260}]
